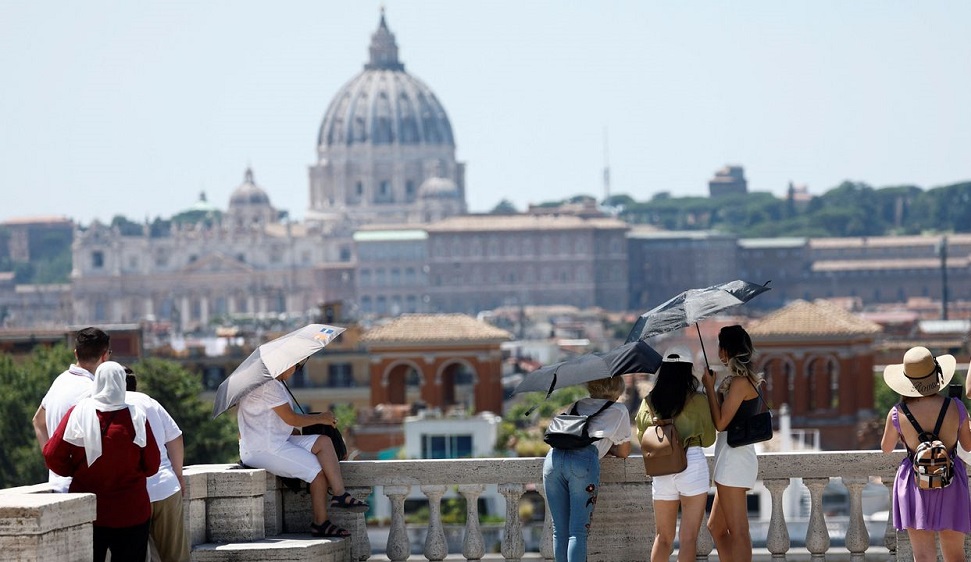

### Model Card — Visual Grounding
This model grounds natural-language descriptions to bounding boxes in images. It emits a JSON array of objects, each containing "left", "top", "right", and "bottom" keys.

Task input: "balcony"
[{"left": 0, "top": 450, "right": 947, "bottom": 561}]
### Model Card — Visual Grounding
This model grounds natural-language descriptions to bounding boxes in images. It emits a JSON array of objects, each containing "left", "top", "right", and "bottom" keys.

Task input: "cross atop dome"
[{"left": 366, "top": 7, "right": 404, "bottom": 71}]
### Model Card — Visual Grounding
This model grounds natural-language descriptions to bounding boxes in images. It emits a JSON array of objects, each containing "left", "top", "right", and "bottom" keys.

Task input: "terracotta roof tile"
[
  {"left": 361, "top": 314, "right": 512, "bottom": 344},
  {"left": 749, "top": 299, "right": 882, "bottom": 337}
]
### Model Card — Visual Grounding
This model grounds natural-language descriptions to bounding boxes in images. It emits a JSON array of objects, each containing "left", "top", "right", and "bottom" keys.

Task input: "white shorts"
[
  {"left": 651, "top": 447, "right": 710, "bottom": 501},
  {"left": 240, "top": 434, "right": 322, "bottom": 483}
]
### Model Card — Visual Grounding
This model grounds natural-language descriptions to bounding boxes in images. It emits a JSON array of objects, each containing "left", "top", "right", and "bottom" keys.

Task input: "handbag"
[
  {"left": 304, "top": 418, "right": 349, "bottom": 461},
  {"left": 726, "top": 377, "right": 773, "bottom": 448},
  {"left": 282, "top": 380, "right": 349, "bottom": 461},
  {"left": 544, "top": 400, "right": 615, "bottom": 450},
  {"left": 639, "top": 400, "right": 688, "bottom": 476}
]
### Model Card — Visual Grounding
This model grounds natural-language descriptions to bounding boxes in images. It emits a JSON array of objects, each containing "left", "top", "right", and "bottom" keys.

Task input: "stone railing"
[{"left": 4, "top": 450, "right": 961, "bottom": 562}]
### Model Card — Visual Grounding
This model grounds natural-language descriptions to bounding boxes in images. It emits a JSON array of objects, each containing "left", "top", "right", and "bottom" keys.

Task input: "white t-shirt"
[
  {"left": 40, "top": 365, "right": 94, "bottom": 492},
  {"left": 126, "top": 391, "right": 183, "bottom": 502},
  {"left": 238, "top": 379, "right": 295, "bottom": 455},
  {"left": 572, "top": 397, "right": 632, "bottom": 458}
]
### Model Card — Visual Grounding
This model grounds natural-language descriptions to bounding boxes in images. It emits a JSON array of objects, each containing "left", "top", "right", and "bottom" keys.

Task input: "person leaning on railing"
[
  {"left": 636, "top": 354, "right": 715, "bottom": 562},
  {"left": 701, "top": 325, "right": 761, "bottom": 562}
]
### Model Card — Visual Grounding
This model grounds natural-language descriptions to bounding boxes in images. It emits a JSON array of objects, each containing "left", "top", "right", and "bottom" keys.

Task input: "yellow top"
[{"left": 635, "top": 393, "right": 716, "bottom": 448}]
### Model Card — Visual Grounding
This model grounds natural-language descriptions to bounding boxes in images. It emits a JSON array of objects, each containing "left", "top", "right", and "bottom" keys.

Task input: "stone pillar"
[
  {"left": 803, "top": 477, "right": 830, "bottom": 561},
  {"left": 384, "top": 485, "right": 411, "bottom": 562},
  {"left": 458, "top": 484, "right": 486, "bottom": 561},
  {"left": 842, "top": 476, "right": 869, "bottom": 562},
  {"left": 764, "top": 478, "right": 791, "bottom": 560},
  {"left": 421, "top": 485, "right": 448, "bottom": 561},
  {"left": 498, "top": 483, "right": 524, "bottom": 561}
]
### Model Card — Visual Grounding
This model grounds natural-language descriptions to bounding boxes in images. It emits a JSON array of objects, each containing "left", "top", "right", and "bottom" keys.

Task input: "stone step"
[{"left": 191, "top": 534, "right": 351, "bottom": 562}]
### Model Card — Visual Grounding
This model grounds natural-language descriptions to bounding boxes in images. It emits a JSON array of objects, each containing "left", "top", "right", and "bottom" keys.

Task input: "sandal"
[
  {"left": 329, "top": 491, "right": 369, "bottom": 513},
  {"left": 310, "top": 520, "right": 350, "bottom": 538}
]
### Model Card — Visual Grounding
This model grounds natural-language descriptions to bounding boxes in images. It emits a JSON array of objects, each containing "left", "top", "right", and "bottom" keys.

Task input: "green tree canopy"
[
  {"left": 0, "top": 344, "right": 74, "bottom": 488},
  {"left": 129, "top": 358, "right": 239, "bottom": 465}
]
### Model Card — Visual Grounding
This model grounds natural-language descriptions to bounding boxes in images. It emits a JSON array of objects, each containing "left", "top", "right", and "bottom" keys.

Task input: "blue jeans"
[{"left": 543, "top": 445, "right": 600, "bottom": 562}]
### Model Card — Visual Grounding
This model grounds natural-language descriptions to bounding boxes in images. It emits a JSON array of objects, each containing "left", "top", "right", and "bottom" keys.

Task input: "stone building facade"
[{"left": 748, "top": 299, "right": 883, "bottom": 450}]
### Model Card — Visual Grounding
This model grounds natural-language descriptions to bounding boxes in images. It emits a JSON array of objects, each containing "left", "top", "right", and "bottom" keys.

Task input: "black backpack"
[{"left": 544, "top": 400, "right": 615, "bottom": 450}]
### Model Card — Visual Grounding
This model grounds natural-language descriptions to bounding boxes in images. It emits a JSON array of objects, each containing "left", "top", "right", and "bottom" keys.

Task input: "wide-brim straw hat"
[{"left": 883, "top": 346, "right": 956, "bottom": 397}]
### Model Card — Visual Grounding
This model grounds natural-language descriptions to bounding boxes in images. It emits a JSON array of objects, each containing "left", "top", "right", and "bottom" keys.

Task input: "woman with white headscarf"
[{"left": 44, "top": 361, "right": 160, "bottom": 562}]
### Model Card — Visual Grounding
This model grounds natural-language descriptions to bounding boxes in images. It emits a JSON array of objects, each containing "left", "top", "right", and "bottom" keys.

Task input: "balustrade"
[{"left": 7, "top": 450, "right": 964, "bottom": 562}]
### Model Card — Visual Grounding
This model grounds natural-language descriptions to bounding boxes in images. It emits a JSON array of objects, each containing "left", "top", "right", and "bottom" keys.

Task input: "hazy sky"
[{"left": 2, "top": 1, "right": 969, "bottom": 225}]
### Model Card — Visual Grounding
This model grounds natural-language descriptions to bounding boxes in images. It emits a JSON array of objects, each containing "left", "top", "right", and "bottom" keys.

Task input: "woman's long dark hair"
[{"left": 648, "top": 357, "right": 699, "bottom": 419}]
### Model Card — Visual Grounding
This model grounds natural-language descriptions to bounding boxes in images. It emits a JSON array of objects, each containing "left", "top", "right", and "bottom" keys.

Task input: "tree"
[
  {"left": 0, "top": 344, "right": 74, "bottom": 488},
  {"left": 497, "top": 386, "right": 588, "bottom": 456},
  {"left": 130, "top": 358, "right": 239, "bottom": 465},
  {"left": 489, "top": 199, "right": 519, "bottom": 215}
]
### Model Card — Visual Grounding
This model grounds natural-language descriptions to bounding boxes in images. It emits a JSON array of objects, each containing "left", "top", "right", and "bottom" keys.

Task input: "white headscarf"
[{"left": 63, "top": 361, "right": 147, "bottom": 466}]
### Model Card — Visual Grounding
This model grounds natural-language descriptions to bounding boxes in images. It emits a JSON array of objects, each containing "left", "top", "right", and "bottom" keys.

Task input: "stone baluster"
[
  {"left": 880, "top": 479, "right": 896, "bottom": 559},
  {"left": 499, "top": 483, "right": 525, "bottom": 561},
  {"left": 458, "top": 484, "right": 485, "bottom": 561},
  {"left": 764, "top": 478, "right": 791, "bottom": 560},
  {"left": 696, "top": 508, "right": 714, "bottom": 561},
  {"left": 384, "top": 485, "right": 411, "bottom": 562},
  {"left": 803, "top": 477, "right": 831, "bottom": 561},
  {"left": 842, "top": 477, "right": 870, "bottom": 562},
  {"left": 535, "top": 484, "right": 554, "bottom": 561},
  {"left": 421, "top": 485, "right": 448, "bottom": 561}
]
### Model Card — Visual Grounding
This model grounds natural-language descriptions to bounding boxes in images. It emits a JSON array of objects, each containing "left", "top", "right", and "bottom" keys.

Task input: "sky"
[{"left": 1, "top": 1, "right": 970, "bottom": 226}]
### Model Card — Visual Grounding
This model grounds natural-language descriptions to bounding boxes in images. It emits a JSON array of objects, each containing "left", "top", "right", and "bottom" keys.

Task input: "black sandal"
[
  {"left": 310, "top": 520, "right": 350, "bottom": 538},
  {"left": 329, "top": 491, "right": 369, "bottom": 513}
]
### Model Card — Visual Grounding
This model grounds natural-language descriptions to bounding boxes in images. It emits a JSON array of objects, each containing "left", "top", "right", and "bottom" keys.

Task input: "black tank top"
[{"left": 729, "top": 396, "right": 761, "bottom": 427}]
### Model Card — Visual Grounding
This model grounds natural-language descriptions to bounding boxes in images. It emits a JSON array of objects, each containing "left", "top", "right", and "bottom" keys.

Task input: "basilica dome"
[
  {"left": 229, "top": 168, "right": 272, "bottom": 207},
  {"left": 317, "top": 13, "right": 454, "bottom": 148}
]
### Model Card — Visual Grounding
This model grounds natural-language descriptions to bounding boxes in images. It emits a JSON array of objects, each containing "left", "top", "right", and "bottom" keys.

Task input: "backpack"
[
  {"left": 898, "top": 399, "right": 954, "bottom": 490},
  {"left": 639, "top": 400, "right": 688, "bottom": 476},
  {"left": 544, "top": 400, "right": 615, "bottom": 450}
]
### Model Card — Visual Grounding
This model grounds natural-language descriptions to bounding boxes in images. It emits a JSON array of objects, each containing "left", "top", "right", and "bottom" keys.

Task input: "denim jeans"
[{"left": 542, "top": 445, "right": 601, "bottom": 562}]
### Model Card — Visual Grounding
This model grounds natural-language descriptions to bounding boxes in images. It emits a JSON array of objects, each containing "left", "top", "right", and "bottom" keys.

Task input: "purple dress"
[{"left": 891, "top": 399, "right": 971, "bottom": 533}]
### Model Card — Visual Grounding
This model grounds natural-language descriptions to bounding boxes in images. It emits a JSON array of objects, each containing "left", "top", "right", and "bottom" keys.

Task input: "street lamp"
[{"left": 937, "top": 235, "right": 949, "bottom": 320}]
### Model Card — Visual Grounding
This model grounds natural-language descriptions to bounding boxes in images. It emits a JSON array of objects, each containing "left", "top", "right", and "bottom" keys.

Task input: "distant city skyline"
[{"left": 1, "top": 1, "right": 969, "bottom": 226}]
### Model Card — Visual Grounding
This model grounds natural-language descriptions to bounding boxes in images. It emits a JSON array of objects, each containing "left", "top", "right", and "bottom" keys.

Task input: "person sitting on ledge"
[{"left": 237, "top": 361, "right": 367, "bottom": 538}]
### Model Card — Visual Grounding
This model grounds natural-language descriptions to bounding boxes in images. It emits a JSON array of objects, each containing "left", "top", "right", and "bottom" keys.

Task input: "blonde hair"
[
  {"left": 587, "top": 376, "right": 626, "bottom": 400},
  {"left": 717, "top": 325, "right": 763, "bottom": 393}
]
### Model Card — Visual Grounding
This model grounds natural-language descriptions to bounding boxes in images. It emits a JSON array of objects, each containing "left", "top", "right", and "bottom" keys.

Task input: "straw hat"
[{"left": 883, "top": 346, "right": 956, "bottom": 397}]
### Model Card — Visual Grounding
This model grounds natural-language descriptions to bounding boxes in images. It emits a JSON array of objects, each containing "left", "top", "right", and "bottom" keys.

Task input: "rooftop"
[
  {"left": 749, "top": 299, "right": 883, "bottom": 337},
  {"left": 361, "top": 313, "right": 512, "bottom": 344}
]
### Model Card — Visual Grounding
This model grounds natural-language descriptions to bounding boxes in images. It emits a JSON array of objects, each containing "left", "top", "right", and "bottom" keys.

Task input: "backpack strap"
[
  {"left": 897, "top": 402, "right": 926, "bottom": 436},
  {"left": 588, "top": 400, "right": 615, "bottom": 419},
  {"left": 570, "top": 400, "right": 614, "bottom": 419},
  {"left": 931, "top": 398, "right": 951, "bottom": 438}
]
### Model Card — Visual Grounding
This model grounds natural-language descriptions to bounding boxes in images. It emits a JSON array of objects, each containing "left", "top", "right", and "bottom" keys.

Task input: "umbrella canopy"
[
  {"left": 626, "top": 279, "right": 771, "bottom": 343},
  {"left": 211, "top": 324, "right": 345, "bottom": 418},
  {"left": 513, "top": 340, "right": 663, "bottom": 397}
]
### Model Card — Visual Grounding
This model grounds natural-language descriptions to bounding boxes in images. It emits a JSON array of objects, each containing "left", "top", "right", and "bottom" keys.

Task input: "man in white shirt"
[
  {"left": 32, "top": 327, "right": 111, "bottom": 493},
  {"left": 126, "top": 368, "right": 190, "bottom": 562}
]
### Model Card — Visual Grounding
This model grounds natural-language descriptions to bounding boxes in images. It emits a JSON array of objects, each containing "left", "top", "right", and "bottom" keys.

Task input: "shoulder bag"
[{"left": 726, "top": 377, "right": 773, "bottom": 448}]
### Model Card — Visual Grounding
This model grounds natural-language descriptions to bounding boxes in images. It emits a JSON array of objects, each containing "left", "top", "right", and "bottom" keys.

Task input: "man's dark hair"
[
  {"left": 74, "top": 327, "right": 110, "bottom": 362},
  {"left": 124, "top": 366, "right": 136, "bottom": 392}
]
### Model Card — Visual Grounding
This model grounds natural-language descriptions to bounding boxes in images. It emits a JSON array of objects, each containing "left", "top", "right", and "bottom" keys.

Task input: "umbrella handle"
[{"left": 696, "top": 323, "right": 711, "bottom": 372}]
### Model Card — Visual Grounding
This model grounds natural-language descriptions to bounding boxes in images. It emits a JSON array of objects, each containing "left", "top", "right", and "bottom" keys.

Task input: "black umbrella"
[
  {"left": 625, "top": 279, "right": 771, "bottom": 368},
  {"left": 512, "top": 340, "right": 663, "bottom": 399}
]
